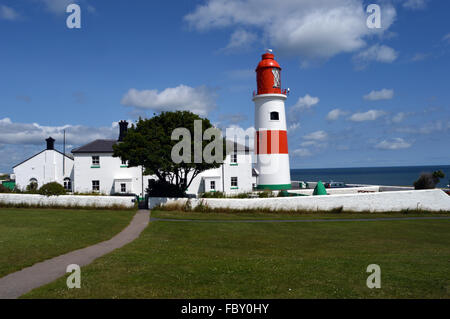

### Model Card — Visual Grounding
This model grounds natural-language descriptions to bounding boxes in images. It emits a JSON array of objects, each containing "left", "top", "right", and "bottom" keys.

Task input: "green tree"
[
  {"left": 414, "top": 170, "right": 446, "bottom": 190},
  {"left": 113, "top": 111, "right": 225, "bottom": 197}
]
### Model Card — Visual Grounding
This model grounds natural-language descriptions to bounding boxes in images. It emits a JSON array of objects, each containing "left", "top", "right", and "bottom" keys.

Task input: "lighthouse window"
[
  {"left": 270, "top": 111, "right": 280, "bottom": 121},
  {"left": 272, "top": 68, "right": 280, "bottom": 88}
]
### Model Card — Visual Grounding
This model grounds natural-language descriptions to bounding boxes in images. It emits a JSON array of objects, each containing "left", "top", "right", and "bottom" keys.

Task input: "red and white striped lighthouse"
[{"left": 253, "top": 50, "right": 291, "bottom": 190}]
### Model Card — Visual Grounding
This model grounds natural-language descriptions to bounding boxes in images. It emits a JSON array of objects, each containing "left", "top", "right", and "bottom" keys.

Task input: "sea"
[{"left": 290, "top": 165, "right": 450, "bottom": 188}]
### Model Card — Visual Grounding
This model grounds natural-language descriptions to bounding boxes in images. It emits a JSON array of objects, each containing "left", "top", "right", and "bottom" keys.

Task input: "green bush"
[
  {"left": 414, "top": 170, "right": 445, "bottom": 190},
  {"left": 258, "top": 190, "right": 274, "bottom": 198},
  {"left": 201, "top": 191, "right": 226, "bottom": 198},
  {"left": 38, "top": 182, "right": 67, "bottom": 197}
]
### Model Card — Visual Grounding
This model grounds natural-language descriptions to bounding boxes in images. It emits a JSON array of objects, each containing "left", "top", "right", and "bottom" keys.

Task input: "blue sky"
[{"left": 0, "top": 0, "right": 449, "bottom": 173}]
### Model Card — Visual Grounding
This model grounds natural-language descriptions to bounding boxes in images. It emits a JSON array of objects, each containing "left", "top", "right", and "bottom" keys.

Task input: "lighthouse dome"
[{"left": 255, "top": 51, "right": 283, "bottom": 95}]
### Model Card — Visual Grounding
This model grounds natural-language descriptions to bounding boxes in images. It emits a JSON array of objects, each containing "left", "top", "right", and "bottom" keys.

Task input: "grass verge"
[{"left": 0, "top": 208, "right": 135, "bottom": 277}]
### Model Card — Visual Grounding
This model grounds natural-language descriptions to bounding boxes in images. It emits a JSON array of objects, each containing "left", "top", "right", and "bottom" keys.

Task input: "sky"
[{"left": 0, "top": 0, "right": 449, "bottom": 173}]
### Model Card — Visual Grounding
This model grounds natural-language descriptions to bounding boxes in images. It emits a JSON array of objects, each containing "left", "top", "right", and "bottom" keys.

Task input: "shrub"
[
  {"left": 26, "top": 182, "right": 39, "bottom": 193},
  {"left": 38, "top": 182, "right": 67, "bottom": 196},
  {"left": 201, "top": 191, "right": 226, "bottom": 198},
  {"left": 0, "top": 184, "right": 12, "bottom": 193},
  {"left": 414, "top": 170, "right": 445, "bottom": 190},
  {"left": 258, "top": 190, "right": 274, "bottom": 198}
]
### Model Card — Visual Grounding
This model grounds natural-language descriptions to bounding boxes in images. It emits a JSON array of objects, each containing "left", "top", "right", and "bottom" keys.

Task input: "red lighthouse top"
[{"left": 255, "top": 51, "right": 283, "bottom": 95}]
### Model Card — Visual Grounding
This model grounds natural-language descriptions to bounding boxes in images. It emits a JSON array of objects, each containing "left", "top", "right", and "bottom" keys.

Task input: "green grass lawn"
[
  {"left": 23, "top": 211, "right": 450, "bottom": 299},
  {"left": 0, "top": 208, "right": 135, "bottom": 278}
]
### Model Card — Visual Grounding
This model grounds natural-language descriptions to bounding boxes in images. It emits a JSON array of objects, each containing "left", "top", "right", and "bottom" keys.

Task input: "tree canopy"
[{"left": 113, "top": 111, "right": 225, "bottom": 196}]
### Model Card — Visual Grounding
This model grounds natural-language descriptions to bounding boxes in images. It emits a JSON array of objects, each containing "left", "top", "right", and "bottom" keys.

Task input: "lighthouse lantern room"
[{"left": 253, "top": 50, "right": 292, "bottom": 190}]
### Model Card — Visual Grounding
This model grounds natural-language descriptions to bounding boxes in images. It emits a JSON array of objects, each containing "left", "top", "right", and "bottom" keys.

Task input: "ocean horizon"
[{"left": 290, "top": 165, "right": 450, "bottom": 188}]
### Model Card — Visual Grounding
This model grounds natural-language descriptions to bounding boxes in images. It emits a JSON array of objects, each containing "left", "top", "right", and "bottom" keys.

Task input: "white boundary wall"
[
  {"left": 149, "top": 189, "right": 450, "bottom": 212},
  {"left": 0, "top": 194, "right": 136, "bottom": 208}
]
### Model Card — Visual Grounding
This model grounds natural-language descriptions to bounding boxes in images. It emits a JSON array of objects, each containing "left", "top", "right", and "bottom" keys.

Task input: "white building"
[
  {"left": 13, "top": 137, "right": 74, "bottom": 191},
  {"left": 71, "top": 121, "right": 254, "bottom": 197},
  {"left": 12, "top": 121, "right": 254, "bottom": 197}
]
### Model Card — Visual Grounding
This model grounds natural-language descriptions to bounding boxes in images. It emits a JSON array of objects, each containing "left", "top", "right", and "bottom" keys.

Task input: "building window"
[
  {"left": 231, "top": 177, "right": 238, "bottom": 188},
  {"left": 64, "top": 178, "right": 72, "bottom": 191},
  {"left": 28, "top": 178, "right": 38, "bottom": 191},
  {"left": 121, "top": 159, "right": 127, "bottom": 166},
  {"left": 92, "top": 156, "right": 100, "bottom": 166},
  {"left": 92, "top": 180, "right": 100, "bottom": 192},
  {"left": 231, "top": 153, "right": 237, "bottom": 164},
  {"left": 210, "top": 181, "right": 215, "bottom": 191},
  {"left": 121, "top": 183, "right": 126, "bottom": 193},
  {"left": 270, "top": 111, "right": 279, "bottom": 121}
]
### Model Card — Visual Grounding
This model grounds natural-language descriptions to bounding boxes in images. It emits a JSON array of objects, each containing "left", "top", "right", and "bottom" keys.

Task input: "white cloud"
[
  {"left": 326, "top": 108, "right": 346, "bottom": 121},
  {"left": 37, "top": 0, "right": 95, "bottom": 15},
  {"left": 121, "top": 85, "right": 217, "bottom": 116},
  {"left": 0, "top": 117, "right": 120, "bottom": 146},
  {"left": 403, "top": 0, "right": 429, "bottom": 10},
  {"left": 288, "top": 122, "right": 300, "bottom": 132},
  {"left": 226, "top": 68, "right": 254, "bottom": 79},
  {"left": 353, "top": 44, "right": 398, "bottom": 68},
  {"left": 303, "top": 130, "right": 328, "bottom": 141},
  {"left": 185, "top": 0, "right": 396, "bottom": 62},
  {"left": 391, "top": 112, "right": 406, "bottom": 123},
  {"left": 222, "top": 29, "right": 257, "bottom": 52},
  {"left": 443, "top": 33, "right": 450, "bottom": 44},
  {"left": 38, "top": 0, "right": 74, "bottom": 14},
  {"left": 375, "top": 138, "right": 411, "bottom": 150},
  {"left": 349, "top": 110, "right": 386, "bottom": 122},
  {"left": 363, "top": 89, "right": 394, "bottom": 101},
  {"left": 291, "top": 94, "right": 319, "bottom": 111},
  {"left": 397, "top": 120, "right": 450, "bottom": 135},
  {"left": 0, "top": 5, "right": 20, "bottom": 20},
  {"left": 410, "top": 52, "right": 430, "bottom": 62},
  {"left": 292, "top": 148, "right": 312, "bottom": 157}
]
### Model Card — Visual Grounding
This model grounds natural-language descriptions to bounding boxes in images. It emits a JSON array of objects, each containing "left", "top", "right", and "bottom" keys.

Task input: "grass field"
[
  {"left": 23, "top": 210, "right": 450, "bottom": 299},
  {"left": 0, "top": 208, "right": 135, "bottom": 278}
]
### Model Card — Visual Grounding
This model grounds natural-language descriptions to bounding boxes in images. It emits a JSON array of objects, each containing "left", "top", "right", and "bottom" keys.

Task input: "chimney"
[
  {"left": 118, "top": 120, "right": 128, "bottom": 142},
  {"left": 46, "top": 137, "right": 55, "bottom": 150}
]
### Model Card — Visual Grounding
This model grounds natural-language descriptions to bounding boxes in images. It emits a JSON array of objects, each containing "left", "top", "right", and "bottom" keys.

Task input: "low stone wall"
[
  {"left": 287, "top": 186, "right": 380, "bottom": 196},
  {"left": 149, "top": 189, "right": 450, "bottom": 212},
  {"left": 0, "top": 193, "right": 136, "bottom": 208}
]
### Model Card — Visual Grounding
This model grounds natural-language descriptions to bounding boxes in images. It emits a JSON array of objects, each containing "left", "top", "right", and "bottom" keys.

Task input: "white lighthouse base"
[{"left": 256, "top": 154, "right": 291, "bottom": 190}]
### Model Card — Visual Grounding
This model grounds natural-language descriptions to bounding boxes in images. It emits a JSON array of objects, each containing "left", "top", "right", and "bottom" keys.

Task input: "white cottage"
[
  {"left": 13, "top": 137, "right": 74, "bottom": 191},
  {"left": 70, "top": 121, "right": 254, "bottom": 197}
]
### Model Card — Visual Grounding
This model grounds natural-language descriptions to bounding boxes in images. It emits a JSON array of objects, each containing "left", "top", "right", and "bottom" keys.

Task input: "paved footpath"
[{"left": 0, "top": 209, "right": 150, "bottom": 299}]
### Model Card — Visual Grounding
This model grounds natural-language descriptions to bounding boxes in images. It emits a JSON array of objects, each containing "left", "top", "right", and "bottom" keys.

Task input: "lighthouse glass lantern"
[{"left": 253, "top": 51, "right": 292, "bottom": 190}]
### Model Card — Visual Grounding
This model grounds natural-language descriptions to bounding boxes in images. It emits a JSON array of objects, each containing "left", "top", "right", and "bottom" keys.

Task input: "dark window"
[
  {"left": 92, "top": 180, "right": 100, "bottom": 192},
  {"left": 231, "top": 153, "right": 237, "bottom": 163},
  {"left": 210, "top": 181, "right": 215, "bottom": 190},
  {"left": 270, "top": 111, "right": 279, "bottom": 121},
  {"left": 231, "top": 177, "right": 238, "bottom": 187},
  {"left": 92, "top": 156, "right": 100, "bottom": 166},
  {"left": 64, "top": 178, "right": 72, "bottom": 191},
  {"left": 121, "top": 183, "right": 126, "bottom": 193},
  {"left": 121, "top": 159, "right": 127, "bottom": 166}
]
